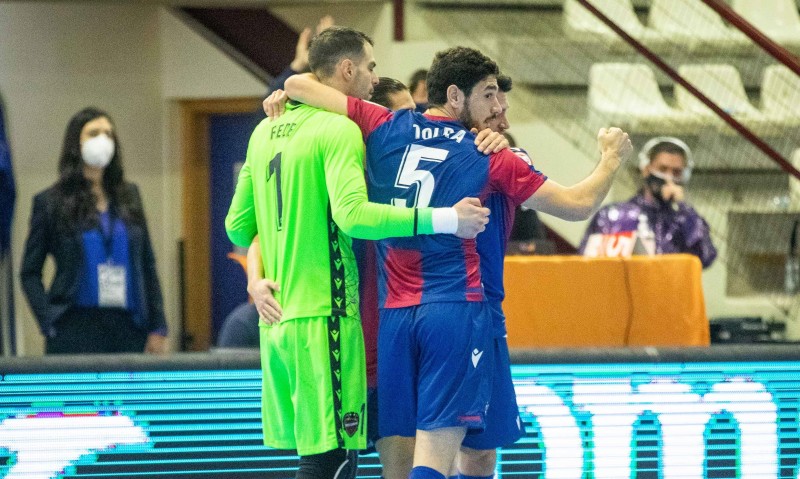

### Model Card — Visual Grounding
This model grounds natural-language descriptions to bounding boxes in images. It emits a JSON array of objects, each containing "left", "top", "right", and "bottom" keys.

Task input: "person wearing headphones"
[{"left": 578, "top": 137, "right": 717, "bottom": 268}]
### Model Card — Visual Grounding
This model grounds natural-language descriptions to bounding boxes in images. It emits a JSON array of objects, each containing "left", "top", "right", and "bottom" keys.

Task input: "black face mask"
[{"left": 644, "top": 173, "right": 667, "bottom": 202}]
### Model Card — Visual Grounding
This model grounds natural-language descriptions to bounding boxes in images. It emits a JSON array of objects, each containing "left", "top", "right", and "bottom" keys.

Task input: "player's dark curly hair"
[
  {"left": 497, "top": 74, "right": 513, "bottom": 93},
  {"left": 308, "top": 26, "right": 373, "bottom": 80},
  {"left": 371, "top": 77, "right": 408, "bottom": 109},
  {"left": 408, "top": 69, "right": 428, "bottom": 95},
  {"left": 426, "top": 47, "right": 499, "bottom": 106}
]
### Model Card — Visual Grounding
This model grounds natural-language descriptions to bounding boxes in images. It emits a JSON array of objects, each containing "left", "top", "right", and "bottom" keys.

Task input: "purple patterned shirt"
[{"left": 579, "top": 191, "right": 717, "bottom": 268}]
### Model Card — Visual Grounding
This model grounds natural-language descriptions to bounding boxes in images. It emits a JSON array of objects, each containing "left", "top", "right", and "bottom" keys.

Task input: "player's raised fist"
[{"left": 597, "top": 127, "right": 633, "bottom": 163}]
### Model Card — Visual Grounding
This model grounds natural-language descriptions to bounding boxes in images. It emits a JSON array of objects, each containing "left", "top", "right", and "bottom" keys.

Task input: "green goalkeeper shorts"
[{"left": 259, "top": 315, "right": 367, "bottom": 455}]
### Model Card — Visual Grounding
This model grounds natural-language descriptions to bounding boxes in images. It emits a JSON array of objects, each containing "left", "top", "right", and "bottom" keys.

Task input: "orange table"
[{"left": 502, "top": 254, "right": 709, "bottom": 348}]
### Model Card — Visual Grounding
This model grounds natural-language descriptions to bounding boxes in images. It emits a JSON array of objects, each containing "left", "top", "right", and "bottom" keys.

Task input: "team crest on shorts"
[{"left": 343, "top": 412, "right": 360, "bottom": 437}]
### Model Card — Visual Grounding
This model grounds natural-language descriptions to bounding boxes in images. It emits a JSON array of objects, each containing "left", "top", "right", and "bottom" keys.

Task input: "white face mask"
[{"left": 81, "top": 134, "right": 115, "bottom": 169}]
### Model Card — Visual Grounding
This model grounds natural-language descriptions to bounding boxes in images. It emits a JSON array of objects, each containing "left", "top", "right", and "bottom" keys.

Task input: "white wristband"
[{"left": 432, "top": 208, "right": 459, "bottom": 234}]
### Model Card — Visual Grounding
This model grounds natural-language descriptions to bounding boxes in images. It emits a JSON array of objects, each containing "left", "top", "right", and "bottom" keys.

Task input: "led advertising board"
[{"left": 1, "top": 352, "right": 798, "bottom": 478}]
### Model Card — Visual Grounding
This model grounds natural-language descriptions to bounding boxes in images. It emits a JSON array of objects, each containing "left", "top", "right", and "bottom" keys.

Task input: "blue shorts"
[
  {"left": 462, "top": 302, "right": 523, "bottom": 450},
  {"left": 378, "top": 302, "right": 493, "bottom": 438}
]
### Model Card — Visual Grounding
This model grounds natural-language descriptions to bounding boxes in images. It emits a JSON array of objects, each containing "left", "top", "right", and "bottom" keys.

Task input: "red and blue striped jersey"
[
  {"left": 478, "top": 147, "right": 543, "bottom": 304},
  {"left": 347, "top": 98, "right": 546, "bottom": 308}
]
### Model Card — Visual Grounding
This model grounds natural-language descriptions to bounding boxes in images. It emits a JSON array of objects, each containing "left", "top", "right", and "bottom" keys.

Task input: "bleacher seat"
[
  {"left": 761, "top": 64, "right": 800, "bottom": 127},
  {"left": 563, "top": 0, "right": 667, "bottom": 52},
  {"left": 648, "top": 0, "right": 751, "bottom": 54},
  {"left": 675, "top": 64, "right": 775, "bottom": 135},
  {"left": 588, "top": 63, "right": 701, "bottom": 135},
  {"left": 732, "top": 0, "right": 800, "bottom": 51}
]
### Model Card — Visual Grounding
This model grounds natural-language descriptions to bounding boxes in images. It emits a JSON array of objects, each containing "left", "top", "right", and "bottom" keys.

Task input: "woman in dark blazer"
[{"left": 20, "top": 107, "right": 167, "bottom": 354}]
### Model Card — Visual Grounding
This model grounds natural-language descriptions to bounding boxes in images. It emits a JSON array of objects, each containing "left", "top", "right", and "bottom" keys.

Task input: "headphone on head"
[{"left": 637, "top": 136, "right": 694, "bottom": 183}]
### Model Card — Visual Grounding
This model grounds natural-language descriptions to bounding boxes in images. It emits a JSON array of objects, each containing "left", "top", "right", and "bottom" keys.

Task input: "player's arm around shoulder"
[
  {"left": 320, "top": 117, "right": 490, "bottom": 240},
  {"left": 320, "top": 117, "right": 397, "bottom": 239},
  {"left": 284, "top": 71, "right": 398, "bottom": 136},
  {"left": 284, "top": 73, "right": 348, "bottom": 115}
]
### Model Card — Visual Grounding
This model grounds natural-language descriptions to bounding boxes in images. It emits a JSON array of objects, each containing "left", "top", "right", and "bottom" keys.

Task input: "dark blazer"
[{"left": 20, "top": 182, "right": 167, "bottom": 337}]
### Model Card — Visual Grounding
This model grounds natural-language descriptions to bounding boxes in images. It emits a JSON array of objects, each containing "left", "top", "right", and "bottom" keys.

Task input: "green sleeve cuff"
[{"left": 416, "top": 208, "right": 434, "bottom": 235}]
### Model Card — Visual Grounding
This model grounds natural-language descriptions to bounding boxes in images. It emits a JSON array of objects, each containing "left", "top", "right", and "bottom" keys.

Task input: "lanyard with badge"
[{"left": 97, "top": 212, "right": 127, "bottom": 308}]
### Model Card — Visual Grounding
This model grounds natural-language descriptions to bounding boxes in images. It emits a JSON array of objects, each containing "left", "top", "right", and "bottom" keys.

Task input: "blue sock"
[
  {"left": 458, "top": 475, "right": 493, "bottom": 479},
  {"left": 409, "top": 466, "right": 446, "bottom": 479}
]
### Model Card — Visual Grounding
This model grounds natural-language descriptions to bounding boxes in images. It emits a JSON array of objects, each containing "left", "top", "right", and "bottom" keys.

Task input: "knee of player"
[{"left": 458, "top": 447, "right": 497, "bottom": 470}]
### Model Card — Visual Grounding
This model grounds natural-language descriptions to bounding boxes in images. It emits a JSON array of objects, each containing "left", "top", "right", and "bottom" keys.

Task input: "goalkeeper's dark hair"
[{"left": 308, "top": 26, "right": 373, "bottom": 79}]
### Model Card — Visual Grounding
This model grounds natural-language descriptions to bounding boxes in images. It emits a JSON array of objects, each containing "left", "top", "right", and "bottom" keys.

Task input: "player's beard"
[
  {"left": 459, "top": 96, "right": 478, "bottom": 130},
  {"left": 352, "top": 70, "right": 373, "bottom": 101},
  {"left": 460, "top": 96, "right": 495, "bottom": 131}
]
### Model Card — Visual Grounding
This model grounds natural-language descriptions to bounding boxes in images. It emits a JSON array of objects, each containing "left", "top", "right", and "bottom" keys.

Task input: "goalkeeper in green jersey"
[{"left": 225, "top": 27, "right": 490, "bottom": 479}]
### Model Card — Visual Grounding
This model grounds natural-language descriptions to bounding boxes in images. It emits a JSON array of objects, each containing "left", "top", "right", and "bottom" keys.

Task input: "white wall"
[
  {"left": 159, "top": 9, "right": 266, "bottom": 99},
  {"left": 1, "top": 3, "right": 264, "bottom": 355}
]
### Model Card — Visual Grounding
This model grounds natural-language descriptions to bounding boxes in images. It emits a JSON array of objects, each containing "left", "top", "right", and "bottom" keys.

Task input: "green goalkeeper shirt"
[{"left": 225, "top": 102, "right": 435, "bottom": 320}]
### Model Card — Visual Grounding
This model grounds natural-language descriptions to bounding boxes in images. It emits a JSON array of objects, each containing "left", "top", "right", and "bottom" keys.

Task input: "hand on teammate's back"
[
  {"left": 472, "top": 128, "right": 509, "bottom": 154},
  {"left": 264, "top": 89, "right": 289, "bottom": 120},
  {"left": 597, "top": 127, "right": 633, "bottom": 163},
  {"left": 453, "top": 197, "right": 491, "bottom": 239}
]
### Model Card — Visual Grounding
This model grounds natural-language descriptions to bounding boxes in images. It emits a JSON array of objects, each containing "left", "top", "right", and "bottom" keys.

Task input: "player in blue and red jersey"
[
  {"left": 275, "top": 47, "right": 632, "bottom": 479},
  {"left": 453, "top": 74, "right": 537, "bottom": 479},
  {"left": 449, "top": 73, "right": 529, "bottom": 477},
  {"left": 348, "top": 75, "right": 538, "bottom": 479}
]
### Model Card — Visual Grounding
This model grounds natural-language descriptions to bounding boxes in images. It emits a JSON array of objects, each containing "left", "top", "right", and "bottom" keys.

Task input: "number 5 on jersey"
[{"left": 392, "top": 145, "right": 449, "bottom": 208}]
